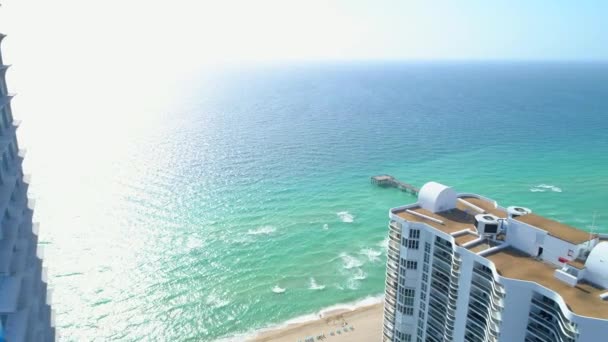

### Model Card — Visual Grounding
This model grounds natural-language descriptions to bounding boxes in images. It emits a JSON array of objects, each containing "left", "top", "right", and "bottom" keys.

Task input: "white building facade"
[
  {"left": 383, "top": 182, "right": 608, "bottom": 342},
  {"left": 0, "top": 31, "right": 55, "bottom": 341}
]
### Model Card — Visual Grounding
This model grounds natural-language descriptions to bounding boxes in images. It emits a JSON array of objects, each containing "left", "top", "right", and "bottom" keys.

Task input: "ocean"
[{"left": 20, "top": 61, "right": 608, "bottom": 340}]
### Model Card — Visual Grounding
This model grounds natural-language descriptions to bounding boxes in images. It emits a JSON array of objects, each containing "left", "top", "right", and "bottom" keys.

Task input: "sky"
[
  {"left": 2, "top": 0, "right": 607, "bottom": 68},
  {"left": 0, "top": 0, "right": 606, "bottom": 134}
]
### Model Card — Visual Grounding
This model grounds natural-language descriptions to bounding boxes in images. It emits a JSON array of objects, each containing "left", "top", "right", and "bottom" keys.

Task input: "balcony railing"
[
  {"left": 531, "top": 298, "right": 577, "bottom": 333},
  {"left": 529, "top": 312, "right": 574, "bottom": 342}
]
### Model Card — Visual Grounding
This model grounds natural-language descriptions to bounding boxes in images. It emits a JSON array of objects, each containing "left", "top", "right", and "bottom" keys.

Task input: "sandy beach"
[{"left": 250, "top": 303, "right": 383, "bottom": 342}]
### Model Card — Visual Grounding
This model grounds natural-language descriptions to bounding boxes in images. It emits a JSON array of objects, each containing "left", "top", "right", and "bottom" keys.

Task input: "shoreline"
[{"left": 245, "top": 296, "right": 384, "bottom": 342}]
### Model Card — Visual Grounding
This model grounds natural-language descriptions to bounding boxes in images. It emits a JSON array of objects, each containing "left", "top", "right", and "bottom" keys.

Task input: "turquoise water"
[{"left": 20, "top": 62, "right": 608, "bottom": 340}]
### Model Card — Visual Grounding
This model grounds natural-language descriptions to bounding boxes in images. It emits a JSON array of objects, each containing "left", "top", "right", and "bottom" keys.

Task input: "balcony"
[
  {"left": 386, "top": 260, "right": 398, "bottom": 274},
  {"left": 388, "top": 240, "right": 400, "bottom": 255},
  {"left": 531, "top": 298, "right": 577, "bottom": 334},
  {"left": 434, "top": 253, "right": 454, "bottom": 269},
  {"left": 387, "top": 252, "right": 399, "bottom": 265},
  {"left": 526, "top": 322, "right": 558, "bottom": 342},
  {"left": 529, "top": 311, "right": 575, "bottom": 342},
  {"left": 385, "top": 278, "right": 397, "bottom": 292},
  {"left": 3, "top": 307, "right": 29, "bottom": 341},
  {"left": 385, "top": 295, "right": 396, "bottom": 309},
  {"left": 388, "top": 229, "right": 401, "bottom": 243},
  {"left": 0, "top": 275, "right": 22, "bottom": 313},
  {"left": 389, "top": 220, "right": 402, "bottom": 234}
]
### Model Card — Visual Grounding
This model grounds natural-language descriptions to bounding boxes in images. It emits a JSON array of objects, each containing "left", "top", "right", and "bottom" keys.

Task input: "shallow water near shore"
[{"left": 19, "top": 61, "right": 608, "bottom": 340}]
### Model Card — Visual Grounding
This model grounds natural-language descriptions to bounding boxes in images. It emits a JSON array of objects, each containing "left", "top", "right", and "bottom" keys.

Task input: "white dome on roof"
[
  {"left": 418, "top": 182, "right": 457, "bottom": 213},
  {"left": 584, "top": 242, "right": 608, "bottom": 288}
]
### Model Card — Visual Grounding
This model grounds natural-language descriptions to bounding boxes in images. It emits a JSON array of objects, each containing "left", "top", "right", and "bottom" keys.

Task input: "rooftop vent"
[
  {"left": 475, "top": 214, "right": 501, "bottom": 236},
  {"left": 507, "top": 206, "right": 532, "bottom": 218}
]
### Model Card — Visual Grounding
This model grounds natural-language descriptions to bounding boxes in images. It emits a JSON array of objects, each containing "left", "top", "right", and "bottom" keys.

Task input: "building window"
[
  {"left": 420, "top": 291, "right": 426, "bottom": 301},
  {"left": 423, "top": 263, "right": 429, "bottom": 273},
  {"left": 399, "top": 277, "right": 406, "bottom": 287},
  {"left": 425, "top": 242, "right": 431, "bottom": 252},
  {"left": 424, "top": 253, "right": 430, "bottom": 263},
  {"left": 409, "top": 229, "right": 420, "bottom": 239},
  {"left": 395, "top": 331, "right": 412, "bottom": 342},
  {"left": 398, "top": 286, "right": 416, "bottom": 315},
  {"left": 406, "top": 239, "right": 419, "bottom": 249},
  {"left": 400, "top": 268, "right": 407, "bottom": 278},
  {"left": 402, "top": 238, "right": 420, "bottom": 250},
  {"left": 406, "top": 260, "right": 418, "bottom": 270}
]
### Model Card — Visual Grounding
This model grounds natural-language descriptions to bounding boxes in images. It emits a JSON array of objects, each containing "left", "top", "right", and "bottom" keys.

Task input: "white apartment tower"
[
  {"left": 383, "top": 181, "right": 608, "bottom": 342},
  {"left": 0, "top": 32, "right": 55, "bottom": 340}
]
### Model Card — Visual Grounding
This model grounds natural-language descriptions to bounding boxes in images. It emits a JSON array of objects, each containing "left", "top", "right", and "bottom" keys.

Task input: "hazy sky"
[
  {"left": 2, "top": 0, "right": 607, "bottom": 68},
  {"left": 3, "top": 0, "right": 606, "bottom": 137}
]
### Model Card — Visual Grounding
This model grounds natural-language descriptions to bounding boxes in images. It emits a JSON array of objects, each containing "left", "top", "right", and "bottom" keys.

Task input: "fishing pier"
[{"left": 371, "top": 175, "right": 419, "bottom": 195}]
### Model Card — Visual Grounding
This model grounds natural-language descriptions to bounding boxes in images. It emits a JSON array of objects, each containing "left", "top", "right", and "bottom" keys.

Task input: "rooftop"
[
  {"left": 515, "top": 213, "right": 595, "bottom": 244},
  {"left": 487, "top": 247, "right": 608, "bottom": 319},
  {"left": 394, "top": 195, "right": 506, "bottom": 245}
]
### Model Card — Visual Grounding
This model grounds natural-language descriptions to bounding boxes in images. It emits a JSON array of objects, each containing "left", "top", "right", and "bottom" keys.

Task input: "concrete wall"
[
  {"left": 541, "top": 235, "right": 579, "bottom": 266},
  {"left": 505, "top": 218, "right": 547, "bottom": 256}
]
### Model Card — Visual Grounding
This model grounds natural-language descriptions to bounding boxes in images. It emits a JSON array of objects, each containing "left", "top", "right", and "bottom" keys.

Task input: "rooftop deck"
[
  {"left": 487, "top": 247, "right": 608, "bottom": 319},
  {"left": 394, "top": 196, "right": 505, "bottom": 243},
  {"left": 515, "top": 213, "right": 595, "bottom": 244},
  {"left": 454, "top": 232, "right": 480, "bottom": 246}
]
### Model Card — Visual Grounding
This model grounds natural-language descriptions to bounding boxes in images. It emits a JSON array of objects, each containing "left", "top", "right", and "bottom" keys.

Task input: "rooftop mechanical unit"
[
  {"left": 475, "top": 214, "right": 501, "bottom": 236},
  {"left": 507, "top": 206, "right": 532, "bottom": 218}
]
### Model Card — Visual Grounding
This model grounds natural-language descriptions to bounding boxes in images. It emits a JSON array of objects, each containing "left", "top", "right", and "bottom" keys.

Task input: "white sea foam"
[
  {"left": 337, "top": 211, "right": 354, "bottom": 223},
  {"left": 346, "top": 278, "right": 361, "bottom": 290},
  {"left": 271, "top": 285, "right": 286, "bottom": 294},
  {"left": 247, "top": 225, "right": 277, "bottom": 235},
  {"left": 352, "top": 268, "right": 367, "bottom": 280},
  {"left": 309, "top": 277, "right": 326, "bottom": 290},
  {"left": 340, "top": 253, "right": 363, "bottom": 269},
  {"left": 530, "top": 184, "right": 562, "bottom": 193},
  {"left": 378, "top": 237, "right": 389, "bottom": 250},
  {"left": 360, "top": 248, "right": 382, "bottom": 262},
  {"left": 323, "top": 223, "right": 329, "bottom": 230}
]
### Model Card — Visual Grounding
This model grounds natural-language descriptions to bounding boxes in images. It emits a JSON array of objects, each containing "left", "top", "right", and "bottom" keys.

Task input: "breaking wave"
[
  {"left": 378, "top": 237, "right": 389, "bottom": 250},
  {"left": 359, "top": 248, "right": 382, "bottom": 262},
  {"left": 337, "top": 211, "right": 354, "bottom": 223},
  {"left": 340, "top": 253, "right": 363, "bottom": 269},
  {"left": 352, "top": 268, "right": 367, "bottom": 280},
  {"left": 247, "top": 225, "right": 277, "bottom": 235},
  {"left": 271, "top": 285, "right": 286, "bottom": 294},
  {"left": 530, "top": 184, "right": 562, "bottom": 193},
  {"left": 309, "top": 277, "right": 326, "bottom": 290}
]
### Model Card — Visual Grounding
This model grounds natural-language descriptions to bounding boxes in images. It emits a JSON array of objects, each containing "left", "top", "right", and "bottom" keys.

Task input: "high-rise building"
[
  {"left": 383, "top": 181, "right": 607, "bottom": 342},
  {"left": 0, "top": 31, "right": 55, "bottom": 340}
]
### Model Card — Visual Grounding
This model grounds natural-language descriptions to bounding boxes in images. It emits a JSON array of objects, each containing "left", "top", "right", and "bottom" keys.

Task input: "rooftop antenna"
[{"left": 587, "top": 212, "right": 598, "bottom": 253}]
